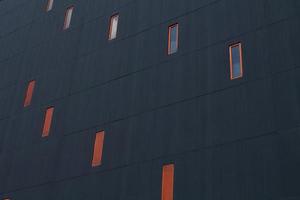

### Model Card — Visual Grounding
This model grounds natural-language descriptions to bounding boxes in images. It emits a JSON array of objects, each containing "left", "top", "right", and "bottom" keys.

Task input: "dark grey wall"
[{"left": 0, "top": 0, "right": 300, "bottom": 199}]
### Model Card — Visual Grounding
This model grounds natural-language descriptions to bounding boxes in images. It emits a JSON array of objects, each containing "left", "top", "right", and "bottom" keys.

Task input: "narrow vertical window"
[
  {"left": 229, "top": 43, "right": 243, "bottom": 79},
  {"left": 161, "top": 164, "right": 174, "bottom": 200},
  {"left": 108, "top": 14, "right": 119, "bottom": 40},
  {"left": 24, "top": 80, "right": 35, "bottom": 107},
  {"left": 92, "top": 131, "right": 105, "bottom": 167},
  {"left": 168, "top": 23, "right": 178, "bottom": 55},
  {"left": 42, "top": 107, "right": 54, "bottom": 137},
  {"left": 45, "top": 0, "right": 54, "bottom": 12},
  {"left": 63, "top": 6, "right": 74, "bottom": 30}
]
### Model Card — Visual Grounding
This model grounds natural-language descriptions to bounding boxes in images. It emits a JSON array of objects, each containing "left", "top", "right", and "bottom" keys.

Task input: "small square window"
[
  {"left": 161, "top": 164, "right": 174, "bottom": 200},
  {"left": 92, "top": 131, "right": 105, "bottom": 167},
  {"left": 45, "top": 0, "right": 54, "bottom": 12},
  {"left": 168, "top": 23, "right": 178, "bottom": 55},
  {"left": 63, "top": 6, "right": 74, "bottom": 30},
  {"left": 24, "top": 80, "right": 35, "bottom": 107},
  {"left": 229, "top": 43, "right": 243, "bottom": 80},
  {"left": 108, "top": 14, "right": 119, "bottom": 40},
  {"left": 42, "top": 107, "right": 54, "bottom": 137}
]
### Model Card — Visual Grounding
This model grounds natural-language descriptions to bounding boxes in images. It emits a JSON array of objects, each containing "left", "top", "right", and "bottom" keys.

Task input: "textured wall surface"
[{"left": 0, "top": 0, "right": 300, "bottom": 199}]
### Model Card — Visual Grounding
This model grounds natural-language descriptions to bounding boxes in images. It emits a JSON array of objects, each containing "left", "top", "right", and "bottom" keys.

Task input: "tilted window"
[
  {"left": 168, "top": 23, "right": 179, "bottom": 55},
  {"left": 229, "top": 43, "right": 243, "bottom": 79},
  {"left": 108, "top": 14, "right": 119, "bottom": 40},
  {"left": 63, "top": 6, "right": 74, "bottom": 30},
  {"left": 91, "top": 131, "right": 105, "bottom": 167},
  {"left": 161, "top": 164, "right": 174, "bottom": 200}
]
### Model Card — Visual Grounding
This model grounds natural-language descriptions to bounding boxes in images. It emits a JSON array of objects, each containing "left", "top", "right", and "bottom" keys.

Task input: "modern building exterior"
[{"left": 0, "top": 0, "right": 300, "bottom": 199}]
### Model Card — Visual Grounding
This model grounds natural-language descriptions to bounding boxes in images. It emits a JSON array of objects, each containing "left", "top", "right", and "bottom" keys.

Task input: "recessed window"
[
  {"left": 42, "top": 107, "right": 54, "bottom": 137},
  {"left": 63, "top": 6, "right": 74, "bottom": 30},
  {"left": 161, "top": 164, "right": 174, "bottom": 200},
  {"left": 45, "top": 0, "right": 54, "bottom": 12},
  {"left": 24, "top": 80, "right": 35, "bottom": 107},
  {"left": 229, "top": 43, "right": 243, "bottom": 79},
  {"left": 108, "top": 14, "right": 119, "bottom": 40},
  {"left": 168, "top": 23, "right": 178, "bottom": 55},
  {"left": 92, "top": 131, "right": 105, "bottom": 167}
]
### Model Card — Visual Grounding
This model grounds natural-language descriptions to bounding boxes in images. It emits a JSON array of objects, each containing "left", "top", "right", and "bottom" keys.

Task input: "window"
[
  {"left": 229, "top": 43, "right": 243, "bottom": 79},
  {"left": 45, "top": 0, "right": 54, "bottom": 12},
  {"left": 168, "top": 23, "right": 178, "bottom": 55},
  {"left": 24, "top": 80, "right": 35, "bottom": 107},
  {"left": 63, "top": 6, "right": 74, "bottom": 30},
  {"left": 161, "top": 164, "right": 174, "bottom": 200},
  {"left": 92, "top": 131, "right": 105, "bottom": 167},
  {"left": 108, "top": 14, "right": 119, "bottom": 40},
  {"left": 42, "top": 107, "right": 54, "bottom": 137}
]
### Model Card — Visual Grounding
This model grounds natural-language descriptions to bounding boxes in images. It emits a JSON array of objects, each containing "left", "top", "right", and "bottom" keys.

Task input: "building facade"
[{"left": 0, "top": 0, "right": 300, "bottom": 199}]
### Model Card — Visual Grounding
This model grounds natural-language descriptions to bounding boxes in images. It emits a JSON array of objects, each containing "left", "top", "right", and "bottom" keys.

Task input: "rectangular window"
[
  {"left": 229, "top": 43, "right": 243, "bottom": 79},
  {"left": 46, "top": 0, "right": 54, "bottom": 12},
  {"left": 63, "top": 6, "right": 74, "bottom": 30},
  {"left": 161, "top": 164, "right": 174, "bottom": 200},
  {"left": 168, "top": 23, "right": 178, "bottom": 55},
  {"left": 108, "top": 14, "right": 119, "bottom": 40},
  {"left": 42, "top": 107, "right": 54, "bottom": 137},
  {"left": 24, "top": 80, "right": 35, "bottom": 107},
  {"left": 92, "top": 131, "right": 105, "bottom": 167}
]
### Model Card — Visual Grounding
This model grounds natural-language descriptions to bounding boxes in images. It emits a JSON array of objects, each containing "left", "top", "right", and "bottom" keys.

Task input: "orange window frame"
[
  {"left": 168, "top": 23, "right": 179, "bottom": 55},
  {"left": 23, "top": 80, "right": 35, "bottom": 107},
  {"left": 161, "top": 164, "right": 174, "bottom": 200},
  {"left": 92, "top": 131, "right": 105, "bottom": 167},
  {"left": 63, "top": 6, "right": 74, "bottom": 30},
  {"left": 45, "top": 0, "right": 54, "bottom": 11},
  {"left": 42, "top": 107, "right": 54, "bottom": 137},
  {"left": 229, "top": 42, "right": 243, "bottom": 80},
  {"left": 108, "top": 14, "right": 119, "bottom": 40}
]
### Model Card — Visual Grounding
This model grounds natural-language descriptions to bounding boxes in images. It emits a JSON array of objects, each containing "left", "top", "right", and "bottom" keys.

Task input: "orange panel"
[
  {"left": 92, "top": 131, "right": 105, "bottom": 167},
  {"left": 161, "top": 164, "right": 174, "bottom": 200},
  {"left": 23, "top": 80, "right": 35, "bottom": 107},
  {"left": 42, "top": 107, "right": 54, "bottom": 137}
]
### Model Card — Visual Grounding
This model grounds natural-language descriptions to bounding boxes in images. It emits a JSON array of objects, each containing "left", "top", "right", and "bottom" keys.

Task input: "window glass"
[
  {"left": 109, "top": 14, "right": 119, "bottom": 40},
  {"left": 63, "top": 6, "right": 74, "bottom": 30},
  {"left": 46, "top": 0, "right": 54, "bottom": 11},
  {"left": 168, "top": 24, "right": 178, "bottom": 55},
  {"left": 229, "top": 43, "right": 243, "bottom": 79}
]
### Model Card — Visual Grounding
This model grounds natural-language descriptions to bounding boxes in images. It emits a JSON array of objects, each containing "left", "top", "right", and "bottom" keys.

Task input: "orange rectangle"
[
  {"left": 92, "top": 131, "right": 105, "bottom": 167},
  {"left": 24, "top": 80, "right": 35, "bottom": 107},
  {"left": 42, "top": 107, "right": 54, "bottom": 137},
  {"left": 161, "top": 164, "right": 174, "bottom": 200}
]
